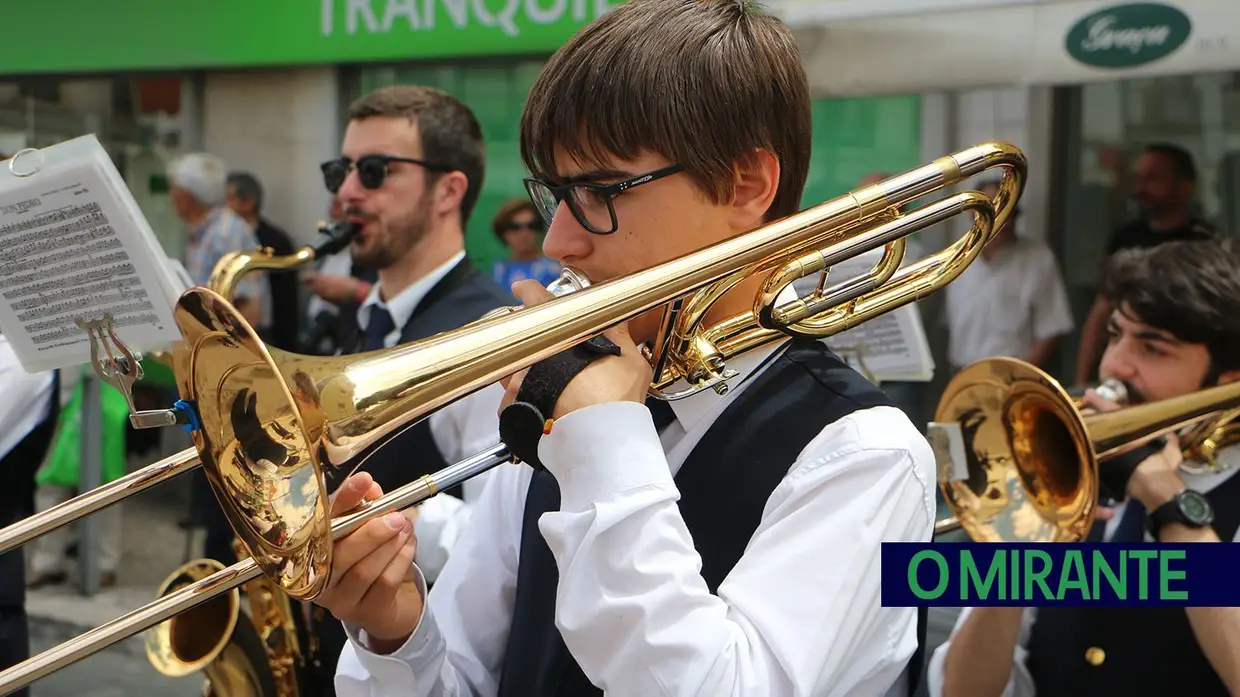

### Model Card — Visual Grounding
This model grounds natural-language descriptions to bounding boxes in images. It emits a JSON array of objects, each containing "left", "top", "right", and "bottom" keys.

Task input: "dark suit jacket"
[
  {"left": 329, "top": 256, "right": 513, "bottom": 496},
  {"left": 254, "top": 219, "right": 300, "bottom": 352},
  {"left": 0, "top": 371, "right": 59, "bottom": 607},
  {"left": 309, "top": 259, "right": 511, "bottom": 695}
]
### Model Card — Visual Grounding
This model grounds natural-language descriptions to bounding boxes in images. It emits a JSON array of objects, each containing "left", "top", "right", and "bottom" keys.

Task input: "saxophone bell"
[{"left": 145, "top": 559, "right": 280, "bottom": 697}]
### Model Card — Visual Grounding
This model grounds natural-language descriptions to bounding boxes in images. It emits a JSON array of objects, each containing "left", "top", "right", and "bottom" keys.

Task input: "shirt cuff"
[
  {"left": 537, "top": 400, "right": 672, "bottom": 512},
  {"left": 413, "top": 494, "right": 469, "bottom": 586},
  {"left": 342, "top": 563, "right": 442, "bottom": 681}
]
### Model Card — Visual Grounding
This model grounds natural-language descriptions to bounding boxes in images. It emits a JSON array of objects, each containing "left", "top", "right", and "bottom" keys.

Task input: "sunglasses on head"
[{"left": 320, "top": 154, "right": 453, "bottom": 194}]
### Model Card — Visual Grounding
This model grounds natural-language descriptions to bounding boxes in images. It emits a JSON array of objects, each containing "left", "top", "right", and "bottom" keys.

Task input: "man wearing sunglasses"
[
  {"left": 316, "top": 1, "right": 935, "bottom": 696},
  {"left": 308, "top": 84, "right": 513, "bottom": 695}
]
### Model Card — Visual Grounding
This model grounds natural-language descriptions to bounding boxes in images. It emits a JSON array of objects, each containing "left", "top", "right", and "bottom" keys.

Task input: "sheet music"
[
  {"left": 794, "top": 246, "right": 936, "bottom": 383},
  {"left": 0, "top": 135, "right": 186, "bottom": 373}
]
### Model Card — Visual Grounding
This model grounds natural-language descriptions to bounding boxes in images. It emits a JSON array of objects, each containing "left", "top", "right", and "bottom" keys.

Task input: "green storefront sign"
[
  {"left": 0, "top": 0, "right": 617, "bottom": 75},
  {"left": 1064, "top": 2, "right": 1192, "bottom": 69}
]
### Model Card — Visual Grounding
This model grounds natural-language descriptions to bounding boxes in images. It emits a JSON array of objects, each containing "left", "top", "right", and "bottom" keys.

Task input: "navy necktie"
[
  {"left": 362, "top": 306, "right": 397, "bottom": 351},
  {"left": 646, "top": 396, "right": 677, "bottom": 432}
]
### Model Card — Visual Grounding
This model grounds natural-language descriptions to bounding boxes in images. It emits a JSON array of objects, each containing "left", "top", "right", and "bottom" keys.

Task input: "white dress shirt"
[
  {"left": 356, "top": 250, "right": 505, "bottom": 584},
  {"left": 306, "top": 248, "right": 357, "bottom": 320},
  {"left": 925, "top": 445, "right": 1240, "bottom": 697},
  {"left": 335, "top": 338, "right": 938, "bottom": 697},
  {"left": 943, "top": 237, "right": 1074, "bottom": 370},
  {"left": 0, "top": 334, "right": 55, "bottom": 460}
]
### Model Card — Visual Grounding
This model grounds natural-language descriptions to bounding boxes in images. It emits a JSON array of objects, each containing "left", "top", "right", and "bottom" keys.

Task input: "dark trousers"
[
  {"left": 310, "top": 611, "right": 348, "bottom": 697},
  {"left": 0, "top": 606, "right": 29, "bottom": 697},
  {"left": 190, "top": 469, "right": 238, "bottom": 565}
]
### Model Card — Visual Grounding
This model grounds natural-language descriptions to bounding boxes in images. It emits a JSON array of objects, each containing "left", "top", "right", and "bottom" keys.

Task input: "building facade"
[{"left": 0, "top": 0, "right": 925, "bottom": 275}]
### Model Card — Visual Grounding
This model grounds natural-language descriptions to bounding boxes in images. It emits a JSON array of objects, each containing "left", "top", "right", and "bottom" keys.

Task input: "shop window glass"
[
  {"left": 1054, "top": 72, "right": 1240, "bottom": 377},
  {"left": 802, "top": 94, "right": 922, "bottom": 208}
]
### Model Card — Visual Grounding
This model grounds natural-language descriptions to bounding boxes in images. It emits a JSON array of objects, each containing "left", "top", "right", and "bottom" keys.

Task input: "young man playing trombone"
[
  {"left": 930, "top": 237, "right": 1240, "bottom": 697},
  {"left": 314, "top": 0, "right": 938, "bottom": 695}
]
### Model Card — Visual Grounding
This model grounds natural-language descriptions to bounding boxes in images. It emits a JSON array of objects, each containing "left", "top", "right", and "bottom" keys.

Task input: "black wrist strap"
[{"left": 498, "top": 335, "right": 622, "bottom": 470}]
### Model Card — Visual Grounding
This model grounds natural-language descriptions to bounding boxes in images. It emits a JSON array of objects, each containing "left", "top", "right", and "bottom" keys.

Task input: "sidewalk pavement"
[
  {"left": 25, "top": 459, "right": 200, "bottom": 652},
  {"left": 21, "top": 442, "right": 206, "bottom": 696}
]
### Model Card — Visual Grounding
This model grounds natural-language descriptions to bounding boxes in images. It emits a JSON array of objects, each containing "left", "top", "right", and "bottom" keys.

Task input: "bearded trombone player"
[
  {"left": 309, "top": 0, "right": 939, "bottom": 695},
  {"left": 929, "top": 237, "right": 1240, "bottom": 697}
]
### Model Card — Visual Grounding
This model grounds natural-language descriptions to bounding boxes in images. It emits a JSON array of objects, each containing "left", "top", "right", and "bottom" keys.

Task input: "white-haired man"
[
  {"left": 168, "top": 152, "right": 269, "bottom": 329},
  {"left": 168, "top": 152, "right": 270, "bottom": 568}
]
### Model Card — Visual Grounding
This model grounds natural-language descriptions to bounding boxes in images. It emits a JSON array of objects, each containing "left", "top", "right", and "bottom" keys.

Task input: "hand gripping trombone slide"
[{"left": 0, "top": 142, "right": 1026, "bottom": 695}]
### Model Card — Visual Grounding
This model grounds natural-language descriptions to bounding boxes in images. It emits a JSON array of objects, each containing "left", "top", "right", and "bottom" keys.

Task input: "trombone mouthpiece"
[{"left": 1095, "top": 378, "right": 1129, "bottom": 405}]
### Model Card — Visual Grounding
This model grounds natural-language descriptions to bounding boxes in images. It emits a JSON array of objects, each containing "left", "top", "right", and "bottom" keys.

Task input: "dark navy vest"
[
  {"left": 1026, "top": 468, "right": 1240, "bottom": 696},
  {"left": 496, "top": 339, "right": 927, "bottom": 696}
]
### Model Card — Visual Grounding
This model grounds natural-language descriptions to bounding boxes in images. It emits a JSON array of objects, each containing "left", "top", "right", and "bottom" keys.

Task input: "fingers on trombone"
[
  {"left": 360, "top": 530, "right": 418, "bottom": 610},
  {"left": 326, "top": 513, "right": 416, "bottom": 609},
  {"left": 328, "top": 472, "right": 381, "bottom": 516}
]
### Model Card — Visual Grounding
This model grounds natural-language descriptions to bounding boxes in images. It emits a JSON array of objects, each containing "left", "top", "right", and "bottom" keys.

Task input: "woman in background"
[{"left": 490, "top": 198, "right": 560, "bottom": 289}]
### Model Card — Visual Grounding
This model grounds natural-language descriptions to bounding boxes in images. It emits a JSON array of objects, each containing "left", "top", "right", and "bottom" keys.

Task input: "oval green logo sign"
[{"left": 1065, "top": 2, "right": 1192, "bottom": 68}]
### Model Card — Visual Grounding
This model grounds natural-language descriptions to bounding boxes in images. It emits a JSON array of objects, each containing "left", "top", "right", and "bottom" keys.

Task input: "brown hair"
[
  {"left": 492, "top": 197, "right": 539, "bottom": 242},
  {"left": 1102, "top": 238, "right": 1240, "bottom": 373},
  {"left": 348, "top": 85, "right": 486, "bottom": 224},
  {"left": 519, "top": 0, "right": 811, "bottom": 222}
]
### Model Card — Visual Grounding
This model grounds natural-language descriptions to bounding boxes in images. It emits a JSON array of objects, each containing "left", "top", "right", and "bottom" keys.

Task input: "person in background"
[
  {"left": 943, "top": 179, "right": 1074, "bottom": 374},
  {"left": 168, "top": 153, "right": 270, "bottom": 331},
  {"left": 226, "top": 171, "right": 301, "bottom": 351},
  {"left": 0, "top": 333, "right": 59, "bottom": 697},
  {"left": 306, "top": 83, "right": 512, "bottom": 695},
  {"left": 490, "top": 197, "right": 561, "bottom": 289},
  {"left": 167, "top": 152, "right": 270, "bottom": 567},
  {"left": 930, "top": 238, "right": 1240, "bottom": 697},
  {"left": 1074, "top": 143, "right": 1217, "bottom": 385}
]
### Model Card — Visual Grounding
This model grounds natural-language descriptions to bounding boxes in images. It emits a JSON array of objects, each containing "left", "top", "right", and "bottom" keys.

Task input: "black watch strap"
[{"left": 1147, "top": 489, "right": 1214, "bottom": 539}]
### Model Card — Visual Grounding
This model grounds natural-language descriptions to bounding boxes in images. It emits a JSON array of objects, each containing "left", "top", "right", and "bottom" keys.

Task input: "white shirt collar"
[{"left": 357, "top": 250, "right": 466, "bottom": 344}]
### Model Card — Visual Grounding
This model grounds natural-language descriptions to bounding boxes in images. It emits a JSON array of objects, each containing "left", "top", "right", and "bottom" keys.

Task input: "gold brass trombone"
[
  {"left": 0, "top": 141, "right": 1025, "bottom": 695},
  {"left": 930, "top": 358, "right": 1240, "bottom": 540},
  {"left": 0, "top": 220, "right": 363, "bottom": 558}
]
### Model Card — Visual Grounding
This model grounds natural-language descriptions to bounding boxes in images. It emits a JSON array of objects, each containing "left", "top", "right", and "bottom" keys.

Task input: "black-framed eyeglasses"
[
  {"left": 320, "top": 154, "right": 453, "bottom": 194},
  {"left": 522, "top": 163, "right": 683, "bottom": 235}
]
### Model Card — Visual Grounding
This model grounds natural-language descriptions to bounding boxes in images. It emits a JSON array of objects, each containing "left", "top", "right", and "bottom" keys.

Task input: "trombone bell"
[
  {"left": 932, "top": 357, "right": 1240, "bottom": 543},
  {"left": 931, "top": 358, "right": 1097, "bottom": 543}
]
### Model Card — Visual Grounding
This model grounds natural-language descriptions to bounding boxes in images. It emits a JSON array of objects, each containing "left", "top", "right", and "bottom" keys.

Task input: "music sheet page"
[
  {"left": 794, "top": 245, "right": 936, "bottom": 383},
  {"left": 0, "top": 135, "right": 185, "bottom": 373}
]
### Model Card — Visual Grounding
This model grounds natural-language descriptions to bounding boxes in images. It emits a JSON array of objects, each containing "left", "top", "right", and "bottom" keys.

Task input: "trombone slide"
[
  {"left": 0, "top": 448, "right": 200, "bottom": 555},
  {"left": 0, "top": 444, "right": 511, "bottom": 696}
]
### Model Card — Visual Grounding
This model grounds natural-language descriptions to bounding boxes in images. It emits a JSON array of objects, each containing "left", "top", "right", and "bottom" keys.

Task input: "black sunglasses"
[
  {"left": 321, "top": 154, "right": 453, "bottom": 194},
  {"left": 522, "top": 163, "right": 683, "bottom": 235}
]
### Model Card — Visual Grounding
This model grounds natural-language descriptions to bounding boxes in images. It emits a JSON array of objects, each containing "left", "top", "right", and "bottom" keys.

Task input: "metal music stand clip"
[{"left": 76, "top": 314, "right": 195, "bottom": 430}]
